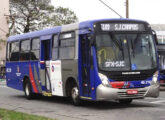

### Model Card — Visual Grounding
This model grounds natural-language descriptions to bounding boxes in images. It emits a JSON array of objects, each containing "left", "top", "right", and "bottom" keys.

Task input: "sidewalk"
[{"left": 0, "top": 79, "right": 6, "bottom": 86}]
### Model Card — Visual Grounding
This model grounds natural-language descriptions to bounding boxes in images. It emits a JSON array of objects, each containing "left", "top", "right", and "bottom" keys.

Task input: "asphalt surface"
[{"left": 1, "top": 86, "right": 165, "bottom": 120}]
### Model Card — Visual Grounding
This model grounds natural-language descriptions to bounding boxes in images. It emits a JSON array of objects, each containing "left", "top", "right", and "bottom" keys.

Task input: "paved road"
[{"left": 0, "top": 86, "right": 165, "bottom": 120}]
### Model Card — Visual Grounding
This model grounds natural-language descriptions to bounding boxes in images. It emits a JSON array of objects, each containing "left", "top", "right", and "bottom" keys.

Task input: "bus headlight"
[
  {"left": 98, "top": 73, "right": 111, "bottom": 87},
  {"left": 151, "top": 71, "right": 158, "bottom": 84}
]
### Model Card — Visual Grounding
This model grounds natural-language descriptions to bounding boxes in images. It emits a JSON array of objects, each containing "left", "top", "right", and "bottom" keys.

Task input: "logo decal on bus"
[
  {"left": 131, "top": 64, "right": 137, "bottom": 70},
  {"left": 16, "top": 66, "right": 21, "bottom": 76},
  {"left": 17, "top": 66, "right": 20, "bottom": 73},
  {"left": 141, "top": 80, "right": 151, "bottom": 85},
  {"left": 122, "top": 72, "right": 140, "bottom": 75},
  {"left": 6, "top": 68, "right": 12, "bottom": 73},
  {"left": 123, "top": 81, "right": 130, "bottom": 88}
]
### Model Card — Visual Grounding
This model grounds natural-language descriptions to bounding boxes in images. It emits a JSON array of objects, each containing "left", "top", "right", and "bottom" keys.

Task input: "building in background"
[
  {"left": 151, "top": 24, "right": 165, "bottom": 44},
  {"left": 0, "top": 0, "right": 9, "bottom": 62},
  {"left": 156, "top": 31, "right": 165, "bottom": 44},
  {"left": 151, "top": 24, "right": 165, "bottom": 31}
]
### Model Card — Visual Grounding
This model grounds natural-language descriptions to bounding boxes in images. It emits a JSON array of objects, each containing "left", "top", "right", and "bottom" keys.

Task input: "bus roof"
[{"left": 8, "top": 18, "right": 148, "bottom": 42}]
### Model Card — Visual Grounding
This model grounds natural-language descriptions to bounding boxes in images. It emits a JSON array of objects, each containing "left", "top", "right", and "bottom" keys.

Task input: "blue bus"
[
  {"left": 156, "top": 32, "right": 165, "bottom": 86},
  {"left": 6, "top": 18, "right": 159, "bottom": 105}
]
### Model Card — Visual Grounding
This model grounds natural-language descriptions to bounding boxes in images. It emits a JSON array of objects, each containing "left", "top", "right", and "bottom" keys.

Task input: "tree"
[
  {"left": 9, "top": 0, "right": 78, "bottom": 35},
  {"left": 53, "top": 7, "right": 78, "bottom": 26}
]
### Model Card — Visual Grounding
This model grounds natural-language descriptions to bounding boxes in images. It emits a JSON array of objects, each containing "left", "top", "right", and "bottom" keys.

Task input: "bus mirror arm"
[
  {"left": 87, "top": 34, "right": 94, "bottom": 46},
  {"left": 90, "top": 37, "right": 94, "bottom": 46},
  {"left": 90, "top": 39, "right": 94, "bottom": 46}
]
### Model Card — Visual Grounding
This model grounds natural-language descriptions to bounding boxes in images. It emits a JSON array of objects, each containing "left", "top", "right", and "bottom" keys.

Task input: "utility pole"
[{"left": 126, "top": 0, "right": 129, "bottom": 18}]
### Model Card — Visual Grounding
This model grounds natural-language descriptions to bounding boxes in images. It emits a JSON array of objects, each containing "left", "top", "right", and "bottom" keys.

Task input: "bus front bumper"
[{"left": 96, "top": 83, "right": 160, "bottom": 101}]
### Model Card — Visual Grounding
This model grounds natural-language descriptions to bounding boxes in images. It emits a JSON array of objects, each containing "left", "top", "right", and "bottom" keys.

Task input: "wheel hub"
[
  {"left": 72, "top": 87, "right": 79, "bottom": 101},
  {"left": 25, "top": 84, "right": 30, "bottom": 96}
]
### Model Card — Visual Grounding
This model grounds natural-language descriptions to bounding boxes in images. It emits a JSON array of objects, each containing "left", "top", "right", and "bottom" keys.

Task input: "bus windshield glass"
[{"left": 96, "top": 33, "right": 157, "bottom": 71}]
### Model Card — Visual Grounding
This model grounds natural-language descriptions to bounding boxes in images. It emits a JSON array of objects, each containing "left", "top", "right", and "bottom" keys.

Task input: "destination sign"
[
  {"left": 100, "top": 23, "right": 145, "bottom": 31},
  {"left": 60, "top": 32, "right": 75, "bottom": 39}
]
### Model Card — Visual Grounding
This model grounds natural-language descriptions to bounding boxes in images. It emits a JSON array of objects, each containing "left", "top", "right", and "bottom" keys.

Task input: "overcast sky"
[{"left": 51, "top": 0, "right": 165, "bottom": 24}]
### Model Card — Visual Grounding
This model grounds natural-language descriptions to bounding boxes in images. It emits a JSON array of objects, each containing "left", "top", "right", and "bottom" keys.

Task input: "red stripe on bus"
[
  {"left": 29, "top": 64, "right": 38, "bottom": 93},
  {"left": 110, "top": 82, "right": 125, "bottom": 88}
]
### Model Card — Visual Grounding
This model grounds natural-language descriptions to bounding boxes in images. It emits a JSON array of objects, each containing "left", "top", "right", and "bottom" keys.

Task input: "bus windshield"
[{"left": 96, "top": 33, "right": 157, "bottom": 71}]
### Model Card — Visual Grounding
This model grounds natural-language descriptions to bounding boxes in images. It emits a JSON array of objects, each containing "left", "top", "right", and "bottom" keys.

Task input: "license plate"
[{"left": 127, "top": 90, "right": 138, "bottom": 94}]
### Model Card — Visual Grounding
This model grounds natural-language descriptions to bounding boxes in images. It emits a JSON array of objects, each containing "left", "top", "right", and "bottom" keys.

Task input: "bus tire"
[
  {"left": 24, "top": 80, "right": 33, "bottom": 100},
  {"left": 119, "top": 99, "right": 132, "bottom": 104},
  {"left": 71, "top": 85, "right": 81, "bottom": 106}
]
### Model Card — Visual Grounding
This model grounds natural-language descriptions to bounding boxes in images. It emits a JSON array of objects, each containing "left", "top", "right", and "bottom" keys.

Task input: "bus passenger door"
[
  {"left": 40, "top": 39, "right": 51, "bottom": 92},
  {"left": 80, "top": 35, "right": 91, "bottom": 97},
  {"left": 40, "top": 35, "right": 63, "bottom": 96}
]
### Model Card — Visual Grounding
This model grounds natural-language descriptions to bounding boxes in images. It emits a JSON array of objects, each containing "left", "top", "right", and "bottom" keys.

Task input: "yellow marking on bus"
[
  {"left": 80, "top": 96, "right": 92, "bottom": 99},
  {"left": 42, "top": 91, "right": 52, "bottom": 96}
]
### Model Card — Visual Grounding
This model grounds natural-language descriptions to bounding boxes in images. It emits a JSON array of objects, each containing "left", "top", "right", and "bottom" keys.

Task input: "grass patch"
[{"left": 0, "top": 108, "right": 54, "bottom": 120}]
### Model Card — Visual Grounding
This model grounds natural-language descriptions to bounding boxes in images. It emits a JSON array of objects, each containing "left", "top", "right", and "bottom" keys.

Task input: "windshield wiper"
[
  {"left": 111, "top": 34, "right": 124, "bottom": 59},
  {"left": 130, "top": 34, "right": 140, "bottom": 58},
  {"left": 119, "top": 38, "right": 124, "bottom": 60},
  {"left": 111, "top": 34, "right": 122, "bottom": 51},
  {"left": 130, "top": 39, "right": 135, "bottom": 57}
]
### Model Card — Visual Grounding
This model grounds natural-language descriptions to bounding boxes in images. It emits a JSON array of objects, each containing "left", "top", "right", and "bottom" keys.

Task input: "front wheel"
[
  {"left": 119, "top": 99, "right": 132, "bottom": 104},
  {"left": 71, "top": 86, "right": 81, "bottom": 106}
]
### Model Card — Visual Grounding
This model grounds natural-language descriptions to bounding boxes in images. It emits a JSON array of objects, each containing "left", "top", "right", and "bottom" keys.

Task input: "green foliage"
[
  {"left": 9, "top": 0, "right": 78, "bottom": 35},
  {"left": 0, "top": 108, "right": 54, "bottom": 120},
  {"left": 53, "top": 7, "right": 78, "bottom": 26}
]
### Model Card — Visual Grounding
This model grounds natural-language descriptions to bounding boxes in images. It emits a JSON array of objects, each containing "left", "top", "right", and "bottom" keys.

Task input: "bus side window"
[
  {"left": 10, "top": 41, "right": 20, "bottom": 61},
  {"left": 31, "top": 38, "right": 40, "bottom": 60},
  {"left": 59, "top": 32, "right": 75, "bottom": 59},
  {"left": 20, "top": 39, "right": 30, "bottom": 61},
  {"left": 52, "top": 35, "right": 59, "bottom": 60}
]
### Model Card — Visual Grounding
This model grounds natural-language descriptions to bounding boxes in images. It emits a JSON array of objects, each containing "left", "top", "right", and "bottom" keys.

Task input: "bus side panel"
[
  {"left": 6, "top": 62, "right": 28, "bottom": 91},
  {"left": 91, "top": 46, "right": 102, "bottom": 100},
  {"left": 6, "top": 61, "right": 41, "bottom": 93},
  {"left": 6, "top": 62, "right": 22, "bottom": 90},
  {"left": 61, "top": 59, "right": 78, "bottom": 96}
]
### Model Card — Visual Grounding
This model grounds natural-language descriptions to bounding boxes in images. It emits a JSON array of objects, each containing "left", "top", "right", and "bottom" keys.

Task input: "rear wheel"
[
  {"left": 71, "top": 85, "right": 81, "bottom": 106},
  {"left": 24, "top": 80, "right": 33, "bottom": 100},
  {"left": 119, "top": 99, "right": 132, "bottom": 104}
]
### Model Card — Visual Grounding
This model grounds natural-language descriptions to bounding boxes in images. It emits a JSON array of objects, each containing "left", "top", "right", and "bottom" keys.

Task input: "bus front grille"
[{"left": 110, "top": 74, "right": 152, "bottom": 81}]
